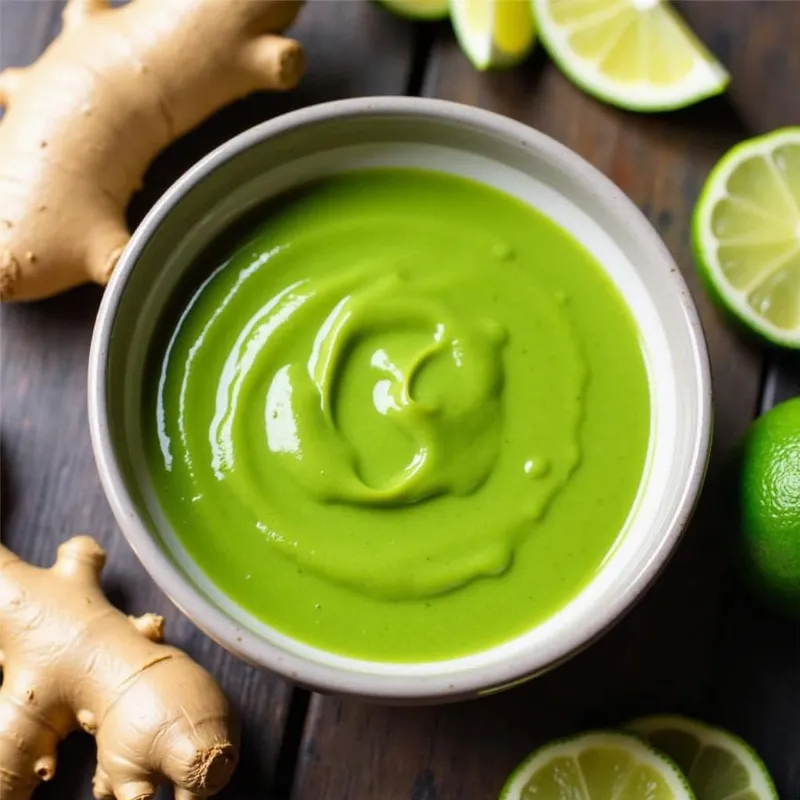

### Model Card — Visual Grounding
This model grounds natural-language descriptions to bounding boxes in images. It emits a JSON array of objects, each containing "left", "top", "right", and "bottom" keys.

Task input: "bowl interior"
[{"left": 93, "top": 100, "right": 710, "bottom": 699}]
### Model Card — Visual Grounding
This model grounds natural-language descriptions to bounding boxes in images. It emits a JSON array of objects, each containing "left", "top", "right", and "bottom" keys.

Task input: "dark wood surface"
[{"left": 1, "top": 2, "right": 798, "bottom": 799}]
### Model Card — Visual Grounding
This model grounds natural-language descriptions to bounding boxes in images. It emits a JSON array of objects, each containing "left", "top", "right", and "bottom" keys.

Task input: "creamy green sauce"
[{"left": 145, "top": 169, "right": 650, "bottom": 662}]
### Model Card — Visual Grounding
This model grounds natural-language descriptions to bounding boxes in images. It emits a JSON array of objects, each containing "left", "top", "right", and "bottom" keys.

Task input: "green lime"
[
  {"left": 530, "top": 0, "right": 729, "bottom": 112},
  {"left": 450, "top": 0, "right": 536, "bottom": 71},
  {"left": 693, "top": 128, "right": 800, "bottom": 349},
  {"left": 735, "top": 397, "right": 800, "bottom": 617},
  {"left": 627, "top": 715, "right": 778, "bottom": 800},
  {"left": 376, "top": 0, "right": 449, "bottom": 20},
  {"left": 500, "top": 730, "right": 694, "bottom": 799}
]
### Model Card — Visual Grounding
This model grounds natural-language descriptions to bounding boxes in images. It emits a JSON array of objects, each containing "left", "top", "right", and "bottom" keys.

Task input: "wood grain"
[
  {"left": 292, "top": 4, "right": 799, "bottom": 800},
  {"left": 0, "top": 2, "right": 414, "bottom": 798}
]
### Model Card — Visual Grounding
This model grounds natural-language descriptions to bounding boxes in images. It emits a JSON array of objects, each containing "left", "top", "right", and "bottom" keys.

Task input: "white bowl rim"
[{"left": 88, "top": 96, "right": 712, "bottom": 701}]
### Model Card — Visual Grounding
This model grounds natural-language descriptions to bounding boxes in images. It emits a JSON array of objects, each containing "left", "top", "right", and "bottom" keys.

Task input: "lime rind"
[
  {"left": 530, "top": 0, "right": 730, "bottom": 112},
  {"left": 626, "top": 714, "right": 779, "bottom": 800},
  {"left": 737, "top": 397, "right": 800, "bottom": 618},
  {"left": 499, "top": 730, "right": 696, "bottom": 799},
  {"left": 450, "top": 0, "right": 536, "bottom": 71},
  {"left": 377, "top": 0, "right": 450, "bottom": 20},
  {"left": 693, "top": 127, "right": 800, "bottom": 350}
]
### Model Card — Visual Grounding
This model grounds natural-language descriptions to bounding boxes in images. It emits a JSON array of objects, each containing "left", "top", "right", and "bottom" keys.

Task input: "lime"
[
  {"left": 377, "top": 0, "right": 449, "bottom": 20},
  {"left": 735, "top": 397, "right": 800, "bottom": 617},
  {"left": 500, "top": 730, "right": 695, "bottom": 799},
  {"left": 693, "top": 128, "right": 800, "bottom": 349},
  {"left": 530, "top": 0, "right": 729, "bottom": 112},
  {"left": 450, "top": 0, "right": 536, "bottom": 71},
  {"left": 627, "top": 715, "right": 778, "bottom": 800}
]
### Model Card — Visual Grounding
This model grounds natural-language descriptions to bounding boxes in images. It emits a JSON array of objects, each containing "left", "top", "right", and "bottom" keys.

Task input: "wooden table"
[{"left": 2, "top": 2, "right": 798, "bottom": 798}]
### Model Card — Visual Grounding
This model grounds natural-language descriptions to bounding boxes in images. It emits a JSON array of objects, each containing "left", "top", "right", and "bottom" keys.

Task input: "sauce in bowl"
[{"left": 145, "top": 168, "right": 650, "bottom": 662}]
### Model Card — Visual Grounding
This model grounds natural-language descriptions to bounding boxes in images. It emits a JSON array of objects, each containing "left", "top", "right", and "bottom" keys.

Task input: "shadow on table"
[{"left": 708, "top": 583, "right": 800, "bottom": 799}]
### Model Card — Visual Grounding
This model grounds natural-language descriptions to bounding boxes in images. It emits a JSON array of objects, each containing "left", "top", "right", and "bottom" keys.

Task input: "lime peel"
[
  {"left": 377, "top": 0, "right": 450, "bottom": 20},
  {"left": 737, "top": 398, "right": 800, "bottom": 617}
]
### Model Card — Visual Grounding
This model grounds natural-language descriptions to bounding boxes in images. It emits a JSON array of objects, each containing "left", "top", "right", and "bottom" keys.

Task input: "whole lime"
[{"left": 737, "top": 397, "right": 800, "bottom": 618}]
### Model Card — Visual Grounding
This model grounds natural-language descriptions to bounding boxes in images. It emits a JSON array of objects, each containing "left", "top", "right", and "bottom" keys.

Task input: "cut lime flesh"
[
  {"left": 627, "top": 715, "right": 779, "bottom": 800},
  {"left": 531, "top": 0, "right": 729, "bottom": 111},
  {"left": 500, "top": 731, "right": 695, "bottom": 799},
  {"left": 693, "top": 128, "right": 800, "bottom": 349},
  {"left": 450, "top": 0, "right": 536, "bottom": 70}
]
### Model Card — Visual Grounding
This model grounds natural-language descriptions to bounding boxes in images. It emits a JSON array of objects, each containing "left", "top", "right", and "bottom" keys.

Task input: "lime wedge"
[
  {"left": 450, "top": 0, "right": 536, "bottom": 70},
  {"left": 693, "top": 128, "right": 800, "bottom": 349},
  {"left": 500, "top": 730, "right": 695, "bottom": 799},
  {"left": 627, "top": 715, "right": 779, "bottom": 800},
  {"left": 378, "top": 0, "right": 449, "bottom": 20},
  {"left": 530, "top": 0, "right": 729, "bottom": 111}
]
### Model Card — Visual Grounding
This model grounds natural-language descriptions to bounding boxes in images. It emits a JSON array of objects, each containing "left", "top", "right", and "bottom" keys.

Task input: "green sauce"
[{"left": 145, "top": 169, "right": 650, "bottom": 662}]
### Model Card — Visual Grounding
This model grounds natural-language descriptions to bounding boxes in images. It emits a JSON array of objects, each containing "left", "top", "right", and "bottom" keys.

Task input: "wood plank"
[
  {"left": 293, "top": 4, "right": 797, "bottom": 799},
  {"left": 0, "top": 2, "right": 414, "bottom": 798},
  {"left": 708, "top": 566, "right": 800, "bottom": 800}
]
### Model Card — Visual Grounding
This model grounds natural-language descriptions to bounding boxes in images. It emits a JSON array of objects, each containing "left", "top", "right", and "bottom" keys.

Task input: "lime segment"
[
  {"left": 693, "top": 128, "right": 800, "bottom": 348},
  {"left": 500, "top": 731, "right": 695, "bottom": 799},
  {"left": 627, "top": 715, "right": 779, "bottom": 800},
  {"left": 450, "top": 0, "right": 536, "bottom": 70},
  {"left": 531, "top": 0, "right": 729, "bottom": 111}
]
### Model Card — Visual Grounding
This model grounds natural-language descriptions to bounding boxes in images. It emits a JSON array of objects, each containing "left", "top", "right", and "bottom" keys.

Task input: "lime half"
[
  {"left": 628, "top": 716, "right": 778, "bottom": 800},
  {"left": 450, "top": 0, "right": 536, "bottom": 70},
  {"left": 500, "top": 730, "right": 695, "bottom": 799},
  {"left": 693, "top": 128, "right": 800, "bottom": 349},
  {"left": 531, "top": 0, "right": 729, "bottom": 111},
  {"left": 377, "top": 0, "right": 449, "bottom": 20}
]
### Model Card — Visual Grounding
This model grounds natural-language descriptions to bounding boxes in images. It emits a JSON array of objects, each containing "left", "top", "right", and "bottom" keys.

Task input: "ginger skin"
[
  {"left": 0, "top": 0, "right": 305, "bottom": 301},
  {"left": 0, "top": 536, "right": 240, "bottom": 800}
]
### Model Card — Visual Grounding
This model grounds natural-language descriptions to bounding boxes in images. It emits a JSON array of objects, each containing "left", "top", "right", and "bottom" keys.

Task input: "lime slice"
[
  {"left": 693, "top": 128, "right": 800, "bottom": 349},
  {"left": 530, "top": 0, "right": 729, "bottom": 111},
  {"left": 627, "top": 715, "right": 779, "bottom": 800},
  {"left": 500, "top": 730, "right": 695, "bottom": 799},
  {"left": 450, "top": 0, "right": 536, "bottom": 70},
  {"left": 377, "top": 0, "right": 449, "bottom": 20}
]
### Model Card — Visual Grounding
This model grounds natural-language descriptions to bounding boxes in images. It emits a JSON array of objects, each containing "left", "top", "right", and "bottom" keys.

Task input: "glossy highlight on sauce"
[{"left": 145, "top": 169, "right": 651, "bottom": 662}]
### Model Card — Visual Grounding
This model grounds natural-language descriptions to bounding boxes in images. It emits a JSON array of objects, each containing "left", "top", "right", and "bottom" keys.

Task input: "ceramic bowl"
[{"left": 89, "top": 97, "right": 712, "bottom": 703}]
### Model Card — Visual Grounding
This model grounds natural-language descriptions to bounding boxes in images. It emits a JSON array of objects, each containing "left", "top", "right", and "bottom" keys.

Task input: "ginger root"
[
  {"left": 0, "top": 0, "right": 305, "bottom": 302},
  {"left": 0, "top": 536, "right": 240, "bottom": 800}
]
